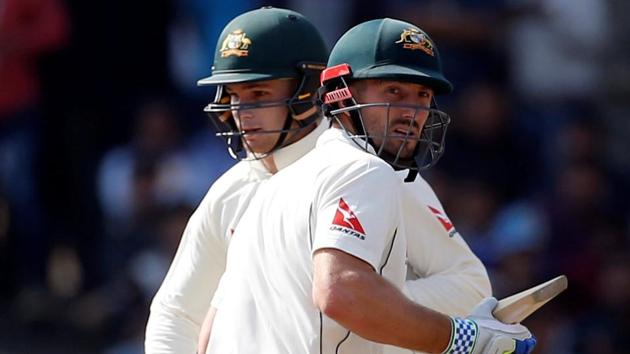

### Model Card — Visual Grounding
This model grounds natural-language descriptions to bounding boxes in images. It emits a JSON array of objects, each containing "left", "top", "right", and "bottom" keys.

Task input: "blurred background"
[{"left": 1, "top": 0, "right": 629, "bottom": 353}]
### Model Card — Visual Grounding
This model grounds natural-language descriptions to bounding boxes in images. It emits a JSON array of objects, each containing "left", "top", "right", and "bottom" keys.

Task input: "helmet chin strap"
[
  {"left": 269, "top": 112, "right": 294, "bottom": 152},
  {"left": 270, "top": 108, "right": 320, "bottom": 153},
  {"left": 269, "top": 63, "right": 323, "bottom": 153},
  {"left": 404, "top": 170, "right": 418, "bottom": 182}
]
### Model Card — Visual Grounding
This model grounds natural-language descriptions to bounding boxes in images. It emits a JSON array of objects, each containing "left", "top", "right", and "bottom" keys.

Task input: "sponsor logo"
[
  {"left": 220, "top": 29, "right": 252, "bottom": 58},
  {"left": 395, "top": 28, "right": 435, "bottom": 56},
  {"left": 330, "top": 225, "right": 365, "bottom": 240},
  {"left": 427, "top": 205, "right": 457, "bottom": 237},
  {"left": 330, "top": 198, "right": 366, "bottom": 239}
]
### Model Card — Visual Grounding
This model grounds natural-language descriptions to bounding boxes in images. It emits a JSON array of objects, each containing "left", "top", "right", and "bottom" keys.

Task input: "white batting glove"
[{"left": 442, "top": 297, "right": 536, "bottom": 354}]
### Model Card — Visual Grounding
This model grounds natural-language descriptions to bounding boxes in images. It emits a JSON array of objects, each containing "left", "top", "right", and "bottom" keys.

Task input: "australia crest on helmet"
[
  {"left": 395, "top": 28, "right": 434, "bottom": 57},
  {"left": 220, "top": 29, "right": 252, "bottom": 58}
]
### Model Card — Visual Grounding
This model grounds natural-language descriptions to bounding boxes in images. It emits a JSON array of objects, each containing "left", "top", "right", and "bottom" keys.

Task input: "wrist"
[{"left": 441, "top": 317, "right": 478, "bottom": 354}]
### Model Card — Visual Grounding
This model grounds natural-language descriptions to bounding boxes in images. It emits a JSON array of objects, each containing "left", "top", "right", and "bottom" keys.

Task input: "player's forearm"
[
  {"left": 322, "top": 272, "right": 451, "bottom": 352},
  {"left": 313, "top": 250, "right": 451, "bottom": 353},
  {"left": 197, "top": 306, "right": 217, "bottom": 354}
]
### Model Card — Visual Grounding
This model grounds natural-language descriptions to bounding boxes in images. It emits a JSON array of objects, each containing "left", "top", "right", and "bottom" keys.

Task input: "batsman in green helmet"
[
  {"left": 319, "top": 18, "right": 453, "bottom": 174},
  {"left": 145, "top": 7, "right": 329, "bottom": 354},
  {"left": 188, "top": 17, "right": 532, "bottom": 354},
  {"left": 198, "top": 6, "right": 328, "bottom": 171},
  {"left": 317, "top": 18, "right": 537, "bottom": 354}
]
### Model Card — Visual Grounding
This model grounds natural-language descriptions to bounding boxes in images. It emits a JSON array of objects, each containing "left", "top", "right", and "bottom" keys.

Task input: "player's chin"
[
  {"left": 244, "top": 139, "right": 275, "bottom": 156},
  {"left": 385, "top": 140, "right": 417, "bottom": 158}
]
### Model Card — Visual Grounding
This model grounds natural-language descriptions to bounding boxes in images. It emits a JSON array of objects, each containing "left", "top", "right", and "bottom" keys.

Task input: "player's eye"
[
  {"left": 252, "top": 90, "right": 270, "bottom": 99},
  {"left": 386, "top": 86, "right": 401, "bottom": 96}
]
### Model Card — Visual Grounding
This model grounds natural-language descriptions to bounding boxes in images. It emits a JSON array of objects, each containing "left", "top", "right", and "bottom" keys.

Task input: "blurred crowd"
[{"left": 1, "top": 0, "right": 629, "bottom": 353}]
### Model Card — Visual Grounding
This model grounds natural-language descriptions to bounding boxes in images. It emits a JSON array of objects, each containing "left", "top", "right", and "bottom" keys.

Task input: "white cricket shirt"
[
  {"left": 383, "top": 173, "right": 492, "bottom": 354},
  {"left": 398, "top": 174, "right": 491, "bottom": 316},
  {"left": 144, "top": 121, "right": 329, "bottom": 354},
  {"left": 207, "top": 128, "right": 407, "bottom": 354}
]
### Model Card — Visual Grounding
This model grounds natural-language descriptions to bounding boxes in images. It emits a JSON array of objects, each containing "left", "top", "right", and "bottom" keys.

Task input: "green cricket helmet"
[
  {"left": 198, "top": 7, "right": 328, "bottom": 160},
  {"left": 319, "top": 18, "right": 452, "bottom": 171}
]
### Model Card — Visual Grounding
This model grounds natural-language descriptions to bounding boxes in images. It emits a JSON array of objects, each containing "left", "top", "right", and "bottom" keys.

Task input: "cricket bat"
[{"left": 493, "top": 275, "right": 568, "bottom": 324}]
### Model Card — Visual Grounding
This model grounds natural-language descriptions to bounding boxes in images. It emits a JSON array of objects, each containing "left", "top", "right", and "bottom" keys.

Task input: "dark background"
[{"left": 1, "top": 0, "right": 629, "bottom": 353}]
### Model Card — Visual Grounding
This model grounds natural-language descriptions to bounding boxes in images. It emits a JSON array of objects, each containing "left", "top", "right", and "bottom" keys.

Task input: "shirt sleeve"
[
  {"left": 145, "top": 191, "right": 227, "bottom": 354},
  {"left": 311, "top": 160, "right": 401, "bottom": 271},
  {"left": 401, "top": 179, "right": 491, "bottom": 317},
  {"left": 404, "top": 224, "right": 491, "bottom": 316}
]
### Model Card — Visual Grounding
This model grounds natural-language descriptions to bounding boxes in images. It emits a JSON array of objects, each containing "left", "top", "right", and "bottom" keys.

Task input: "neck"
[{"left": 261, "top": 155, "right": 278, "bottom": 174}]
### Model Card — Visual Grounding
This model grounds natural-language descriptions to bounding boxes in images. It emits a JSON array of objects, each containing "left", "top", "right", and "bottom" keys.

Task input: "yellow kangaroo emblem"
[
  {"left": 395, "top": 28, "right": 434, "bottom": 56},
  {"left": 220, "top": 30, "right": 252, "bottom": 58}
]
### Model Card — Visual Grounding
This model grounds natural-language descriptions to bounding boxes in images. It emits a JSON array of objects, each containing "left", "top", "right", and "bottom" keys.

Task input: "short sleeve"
[{"left": 311, "top": 160, "right": 401, "bottom": 271}]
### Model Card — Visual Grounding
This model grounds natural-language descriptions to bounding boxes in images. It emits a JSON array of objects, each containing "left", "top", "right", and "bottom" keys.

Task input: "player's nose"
[
  {"left": 399, "top": 106, "right": 423, "bottom": 125},
  {"left": 401, "top": 107, "right": 415, "bottom": 120},
  {"left": 406, "top": 105, "right": 430, "bottom": 127},
  {"left": 235, "top": 108, "right": 254, "bottom": 121}
]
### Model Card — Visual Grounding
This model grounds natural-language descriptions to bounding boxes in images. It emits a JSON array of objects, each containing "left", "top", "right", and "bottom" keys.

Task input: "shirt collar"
[
  {"left": 246, "top": 159, "right": 272, "bottom": 178},
  {"left": 273, "top": 118, "right": 329, "bottom": 171},
  {"left": 315, "top": 127, "right": 377, "bottom": 155}
]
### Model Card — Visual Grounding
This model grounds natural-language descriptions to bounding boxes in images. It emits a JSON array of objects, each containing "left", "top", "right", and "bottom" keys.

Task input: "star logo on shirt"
[
  {"left": 427, "top": 205, "right": 457, "bottom": 237},
  {"left": 330, "top": 198, "right": 366, "bottom": 240}
]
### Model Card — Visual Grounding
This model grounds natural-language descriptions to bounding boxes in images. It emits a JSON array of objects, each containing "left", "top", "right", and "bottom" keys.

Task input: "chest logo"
[
  {"left": 220, "top": 29, "right": 252, "bottom": 58},
  {"left": 330, "top": 198, "right": 366, "bottom": 240}
]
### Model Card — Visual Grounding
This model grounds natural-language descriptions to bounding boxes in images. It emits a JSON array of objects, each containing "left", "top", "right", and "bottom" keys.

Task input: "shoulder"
[
  {"left": 406, "top": 174, "right": 436, "bottom": 195},
  {"left": 200, "top": 160, "right": 268, "bottom": 210},
  {"left": 313, "top": 147, "right": 400, "bottom": 199},
  {"left": 186, "top": 161, "right": 267, "bottom": 237},
  {"left": 315, "top": 129, "right": 396, "bottom": 179},
  {"left": 333, "top": 141, "right": 395, "bottom": 176},
  {"left": 399, "top": 172, "right": 444, "bottom": 208},
  {"left": 208, "top": 160, "right": 267, "bottom": 193}
]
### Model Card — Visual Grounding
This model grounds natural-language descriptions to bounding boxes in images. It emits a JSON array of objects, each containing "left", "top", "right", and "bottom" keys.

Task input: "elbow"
[{"left": 313, "top": 279, "right": 354, "bottom": 322}]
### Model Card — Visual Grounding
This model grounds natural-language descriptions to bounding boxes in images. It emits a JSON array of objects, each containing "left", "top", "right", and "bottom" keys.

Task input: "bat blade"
[{"left": 493, "top": 275, "right": 568, "bottom": 324}]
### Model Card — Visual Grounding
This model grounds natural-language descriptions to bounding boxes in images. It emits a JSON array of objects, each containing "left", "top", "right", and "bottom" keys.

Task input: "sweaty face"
[
  {"left": 350, "top": 80, "right": 434, "bottom": 159},
  {"left": 225, "top": 79, "right": 297, "bottom": 155}
]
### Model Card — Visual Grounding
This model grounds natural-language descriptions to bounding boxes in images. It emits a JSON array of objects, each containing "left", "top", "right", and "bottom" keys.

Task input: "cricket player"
[
  {"left": 144, "top": 7, "right": 329, "bottom": 354},
  {"left": 205, "top": 19, "right": 535, "bottom": 354},
  {"left": 148, "top": 6, "right": 493, "bottom": 354}
]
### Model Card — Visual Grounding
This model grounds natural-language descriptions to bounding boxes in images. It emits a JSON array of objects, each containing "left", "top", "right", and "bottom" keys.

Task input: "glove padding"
[{"left": 443, "top": 297, "right": 536, "bottom": 354}]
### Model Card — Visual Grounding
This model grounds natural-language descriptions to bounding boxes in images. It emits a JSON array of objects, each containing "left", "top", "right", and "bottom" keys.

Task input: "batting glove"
[{"left": 442, "top": 297, "right": 536, "bottom": 354}]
